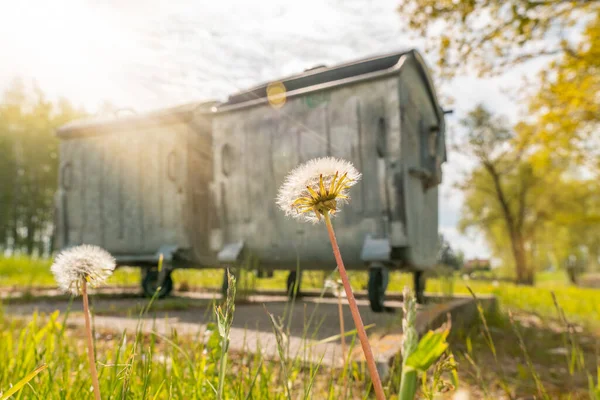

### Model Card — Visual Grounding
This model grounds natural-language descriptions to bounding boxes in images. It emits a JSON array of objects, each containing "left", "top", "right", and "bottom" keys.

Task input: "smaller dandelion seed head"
[
  {"left": 50, "top": 244, "right": 116, "bottom": 296},
  {"left": 324, "top": 278, "right": 345, "bottom": 297},
  {"left": 276, "top": 157, "right": 361, "bottom": 223}
]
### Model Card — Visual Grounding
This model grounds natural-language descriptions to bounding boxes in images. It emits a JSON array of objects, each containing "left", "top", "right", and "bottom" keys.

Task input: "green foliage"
[
  {"left": 458, "top": 105, "right": 541, "bottom": 283},
  {"left": 461, "top": 288, "right": 600, "bottom": 399},
  {"left": 0, "top": 363, "right": 47, "bottom": 400},
  {"left": 0, "top": 79, "right": 85, "bottom": 256},
  {"left": 524, "top": 10, "right": 600, "bottom": 173},
  {"left": 0, "top": 276, "right": 374, "bottom": 399},
  {"left": 404, "top": 328, "right": 450, "bottom": 373},
  {"left": 0, "top": 256, "right": 52, "bottom": 287},
  {"left": 458, "top": 104, "right": 600, "bottom": 283},
  {"left": 214, "top": 270, "right": 237, "bottom": 400},
  {"left": 399, "top": 1, "right": 600, "bottom": 281},
  {"left": 399, "top": 287, "right": 453, "bottom": 400},
  {"left": 1, "top": 268, "right": 599, "bottom": 398},
  {"left": 397, "top": 0, "right": 599, "bottom": 77},
  {"left": 438, "top": 234, "right": 463, "bottom": 270},
  {"left": 2, "top": 255, "right": 600, "bottom": 330},
  {"left": 0, "top": 308, "right": 234, "bottom": 398},
  {"left": 590, "top": 368, "right": 600, "bottom": 400}
]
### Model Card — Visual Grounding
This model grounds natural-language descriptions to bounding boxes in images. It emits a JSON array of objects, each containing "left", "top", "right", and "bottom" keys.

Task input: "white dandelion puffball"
[
  {"left": 276, "top": 157, "right": 361, "bottom": 223},
  {"left": 51, "top": 244, "right": 116, "bottom": 295}
]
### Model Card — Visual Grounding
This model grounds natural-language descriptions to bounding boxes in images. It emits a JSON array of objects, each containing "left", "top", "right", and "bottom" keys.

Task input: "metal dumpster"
[
  {"left": 54, "top": 102, "right": 219, "bottom": 296},
  {"left": 54, "top": 49, "right": 447, "bottom": 310},
  {"left": 210, "top": 49, "right": 447, "bottom": 309}
]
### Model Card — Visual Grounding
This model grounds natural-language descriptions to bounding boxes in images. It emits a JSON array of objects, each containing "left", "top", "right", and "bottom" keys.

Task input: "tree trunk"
[
  {"left": 511, "top": 230, "right": 534, "bottom": 285},
  {"left": 25, "top": 215, "right": 36, "bottom": 256},
  {"left": 37, "top": 227, "right": 46, "bottom": 258},
  {"left": 11, "top": 211, "right": 19, "bottom": 253},
  {"left": 484, "top": 162, "right": 535, "bottom": 286}
]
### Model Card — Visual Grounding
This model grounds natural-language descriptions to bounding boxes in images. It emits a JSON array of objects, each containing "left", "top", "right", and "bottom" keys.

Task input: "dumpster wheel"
[
  {"left": 142, "top": 268, "right": 173, "bottom": 298},
  {"left": 286, "top": 270, "right": 302, "bottom": 299},
  {"left": 413, "top": 270, "right": 426, "bottom": 304},
  {"left": 368, "top": 264, "right": 389, "bottom": 313}
]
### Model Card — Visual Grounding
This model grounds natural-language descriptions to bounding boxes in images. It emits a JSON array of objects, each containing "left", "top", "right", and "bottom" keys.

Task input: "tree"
[
  {"left": 534, "top": 178, "right": 600, "bottom": 276},
  {"left": 0, "top": 79, "right": 85, "bottom": 255},
  {"left": 459, "top": 104, "right": 600, "bottom": 283},
  {"left": 437, "top": 234, "right": 463, "bottom": 270},
  {"left": 397, "top": 0, "right": 600, "bottom": 78},
  {"left": 398, "top": 1, "right": 600, "bottom": 282},
  {"left": 458, "top": 105, "right": 541, "bottom": 284},
  {"left": 397, "top": 1, "right": 599, "bottom": 173},
  {"left": 524, "top": 10, "right": 600, "bottom": 175},
  {"left": 398, "top": 2, "right": 599, "bottom": 171}
]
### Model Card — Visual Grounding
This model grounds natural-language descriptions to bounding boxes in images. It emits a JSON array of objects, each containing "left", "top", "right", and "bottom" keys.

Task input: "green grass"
[
  {"left": 1, "top": 282, "right": 598, "bottom": 399},
  {"left": 456, "top": 281, "right": 600, "bottom": 332},
  {"left": 0, "top": 256, "right": 140, "bottom": 287},
  {"left": 1, "top": 255, "right": 599, "bottom": 399},
  {"left": 0, "top": 308, "right": 283, "bottom": 399},
  {"left": 2, "top": 256, "right": 599, "bottom": 330},
  {"left": 0, "top": 286, "right": 375, "bottom": 399},
  {"left": 0, "top": 256, "right": 53, "bottom": 287}
]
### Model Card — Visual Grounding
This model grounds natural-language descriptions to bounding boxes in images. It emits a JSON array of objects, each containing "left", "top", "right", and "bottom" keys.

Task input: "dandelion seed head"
[
  {"left": 50, "top": 244, "right": 116, "bottom": 295},
  {"left": 324, "top": 278, "right": 344, "bottom": 297},
  {"left": 276, "top": 157, "right": 361, "bottom": 223}
]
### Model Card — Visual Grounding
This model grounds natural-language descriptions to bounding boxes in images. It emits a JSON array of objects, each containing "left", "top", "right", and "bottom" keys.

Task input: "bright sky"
[{"left": 0, "top": 0, "right": 549, "bottom": 260}]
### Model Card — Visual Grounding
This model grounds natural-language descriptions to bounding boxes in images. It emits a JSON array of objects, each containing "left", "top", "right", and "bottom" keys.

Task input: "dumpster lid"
[
  {"left": 222, "top": 50, "right": 413, "bottom": 107},
  {"left": 57, "top": 100, "right": 217, "bottom": 139}
]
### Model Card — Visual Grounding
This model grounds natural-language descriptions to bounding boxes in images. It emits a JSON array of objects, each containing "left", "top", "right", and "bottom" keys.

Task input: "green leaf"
[
  {"left": 0, "top": 364, "right": 47, "bottom": 400},
  {"left": 466, "top": 335, "right": 472, "bottom": 355},
  {"left": 404, "top": 328, "right": 450, "bottom": 373}
]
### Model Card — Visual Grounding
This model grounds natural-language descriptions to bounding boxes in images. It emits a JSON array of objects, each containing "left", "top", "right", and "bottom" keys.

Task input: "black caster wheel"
[
  {"left": 413, "top": 270, "right": 426, "bottom": 304},
  {"left": 142, "top": 268, "right": 173, "bottom": 298},
  {"left": 368, "top": 264, "right": 389, "bottom": 313},
  {"left": 256, "top": 269, "right": 274, "bottom": 279},
  {"left": 286, "top": 270, "right": 302, "bottom": 298}
]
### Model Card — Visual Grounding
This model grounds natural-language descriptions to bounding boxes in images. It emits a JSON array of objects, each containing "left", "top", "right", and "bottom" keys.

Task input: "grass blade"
[
  {"left": 243, "top": 359, "right": 263, "bottom": 400},
  {"left": 0, "top": 364, "right": 47, "bottom": 400}
]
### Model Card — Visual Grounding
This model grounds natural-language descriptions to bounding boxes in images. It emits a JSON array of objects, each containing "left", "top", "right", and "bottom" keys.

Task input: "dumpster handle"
[{"left": 61, "top": 162, "right": 73, "bottom": 190}]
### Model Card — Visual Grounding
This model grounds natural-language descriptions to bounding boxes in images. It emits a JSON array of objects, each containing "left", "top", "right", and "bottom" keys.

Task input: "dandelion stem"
[
  {"left": 82, "top": 280, "right": 101, "bottom": 400},
  {"left": 323, "top": 211, "right": 386, "bottom": 400},
  {"left": 337, "top": 291, "right": 347, "bottom": 363}
]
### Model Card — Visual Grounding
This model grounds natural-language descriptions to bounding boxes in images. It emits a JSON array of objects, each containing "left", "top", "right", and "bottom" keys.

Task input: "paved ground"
[{"left": 4, "top": 290, "right": 479, "bottom": 375}]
